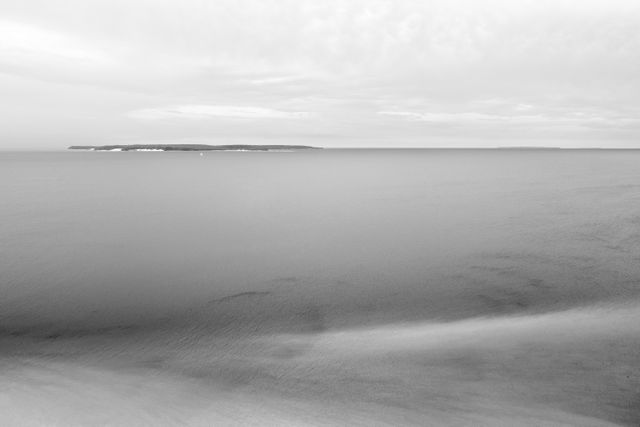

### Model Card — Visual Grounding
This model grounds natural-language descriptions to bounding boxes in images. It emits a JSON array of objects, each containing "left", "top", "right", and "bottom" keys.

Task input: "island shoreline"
[{"left": 68, "top": 144, "right": 320, "bottom": 152}]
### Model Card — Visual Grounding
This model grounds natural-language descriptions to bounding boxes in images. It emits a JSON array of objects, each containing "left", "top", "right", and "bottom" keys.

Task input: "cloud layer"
[
  {"left": 128, "top": 105, "right": 312, "bottom": 120},
  {"left": 0, "top": 0, "right": 639, "bottom": 148}
]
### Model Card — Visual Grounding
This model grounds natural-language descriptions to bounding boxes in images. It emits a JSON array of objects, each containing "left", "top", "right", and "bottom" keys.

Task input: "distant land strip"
[{"left": 68, "top": 144, "right": 320, "bottom": 151}]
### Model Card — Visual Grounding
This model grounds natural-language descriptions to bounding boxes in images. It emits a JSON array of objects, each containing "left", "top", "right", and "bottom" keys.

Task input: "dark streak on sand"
[
  {"left": 213, "top": 291, "right": 272, "bottom": 303},
  {"left": 0, "top": 325, "right": 136, "bottom": 340}
]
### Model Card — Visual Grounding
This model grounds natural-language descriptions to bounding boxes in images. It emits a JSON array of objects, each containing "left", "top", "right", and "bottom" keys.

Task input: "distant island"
[
  {"left": 495, "top": 146, "right": 562, "bottom": 150},
  {"left": 68, "top": 144, "right": 320, "bottom": 152}
]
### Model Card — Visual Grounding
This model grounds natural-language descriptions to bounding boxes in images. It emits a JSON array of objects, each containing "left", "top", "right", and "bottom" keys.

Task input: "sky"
[{"left": 0, "top": 0, "right": 639, "bottom": 149}]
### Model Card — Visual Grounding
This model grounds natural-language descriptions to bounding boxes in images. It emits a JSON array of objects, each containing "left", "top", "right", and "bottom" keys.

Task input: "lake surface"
[{"left": 1, "top": 149, "right": 639, "bottom": 426}]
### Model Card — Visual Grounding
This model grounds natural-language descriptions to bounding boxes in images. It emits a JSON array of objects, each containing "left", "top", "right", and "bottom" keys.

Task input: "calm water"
[{"left": 1, "top": 149, "right": 639, "bottom": 426}]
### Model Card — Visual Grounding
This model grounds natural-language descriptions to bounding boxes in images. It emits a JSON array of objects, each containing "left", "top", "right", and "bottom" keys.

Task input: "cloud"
[
  {"left": 128, "top": 105, "right": 313, "bottom": 120},
  {"left": 0, "top": 20, "right": 112, "bottom": 68},
  {"left": 377, "top": 110, "right": 640, "bottom": 130},
  {"left": 378, "top": 111, "right": 543, "bottom": 123},
  {"left": 0, "top": 0, "right": 639, "bottom": 147},
  {"left": 246, "top": 75, "right": 308, "bottom": 85}
]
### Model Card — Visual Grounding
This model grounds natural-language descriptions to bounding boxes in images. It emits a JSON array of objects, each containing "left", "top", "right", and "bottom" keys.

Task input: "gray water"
[{"left": 1, "top": 149, "right": 639, "bottom": 426}]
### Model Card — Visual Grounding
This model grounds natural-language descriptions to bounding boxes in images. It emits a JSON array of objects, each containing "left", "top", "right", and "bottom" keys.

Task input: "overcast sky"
[{"left": 1, "top": 0, "right": 639, "bottom": 149}]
